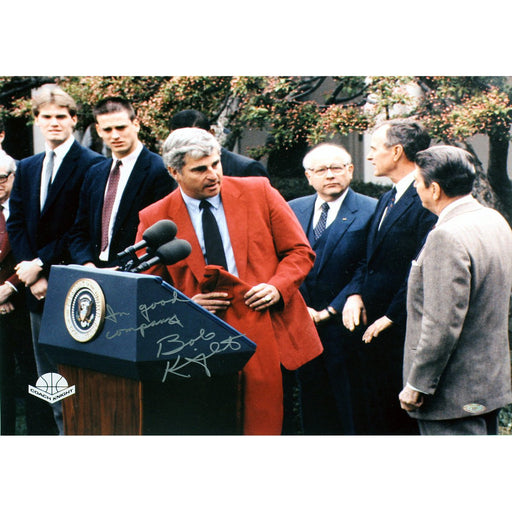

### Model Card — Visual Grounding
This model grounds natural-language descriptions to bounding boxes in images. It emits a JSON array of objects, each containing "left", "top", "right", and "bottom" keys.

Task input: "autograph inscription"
[
  {"left": 138, "top": 292, "right": 190, "bottom": 322},
  {"left": 102, "top": 294, "right": 248, "bottom": 380},
  {"left": 159, "top": 334, "right": 244, "bottom": 380}
]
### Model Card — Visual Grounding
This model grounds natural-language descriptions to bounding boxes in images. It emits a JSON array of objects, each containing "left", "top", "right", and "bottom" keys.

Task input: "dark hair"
[
  {"left": 377, "top": 119, "right": 431, "bottom": 161},
  {"left": 0, "top": 118, "right": 4, "bottom": 133},
  {"left": 169, "top": 109, "right": 210, "bottom": 131},
  {"left": 415, "top": 145, "right": 476, "bottom": 197},
  {"left": 93, "top": 97, "right": 136, "bottom": 121}
]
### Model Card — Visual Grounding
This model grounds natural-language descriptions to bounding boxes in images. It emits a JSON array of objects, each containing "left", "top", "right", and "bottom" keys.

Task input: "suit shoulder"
[
  {"left": 140, "top": 188, "right": 178, "bottom": 218},
  {"left": 73, "top": 142, "right": 105, "bottom": 164},
  {"left": 351, "top": 190, "right": 378, "bottom": 208},
  {"left": 288, "top": 194, "right": 316, "bottom": 208}
]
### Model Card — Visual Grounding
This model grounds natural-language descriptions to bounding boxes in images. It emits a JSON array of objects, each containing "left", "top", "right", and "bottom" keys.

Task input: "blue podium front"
[{"left": 38, "top": 265, "right": 257, "bottom": 434}]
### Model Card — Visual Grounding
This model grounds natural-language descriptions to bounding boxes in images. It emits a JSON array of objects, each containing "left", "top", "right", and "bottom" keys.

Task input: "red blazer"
[{"left": 136, "top": 177, "right": 323, "bottom": 434}]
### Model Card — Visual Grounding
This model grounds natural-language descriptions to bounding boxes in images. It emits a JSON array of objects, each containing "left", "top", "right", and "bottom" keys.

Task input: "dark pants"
[
  {"left": 29, "top": 311, "right": 61, "bottom": 434},
  {"left": 0, "top": 303, "right": 56, "bottom": 434},
  {"left": 417, "top": 410, "right": 500, "bottom": 435}
]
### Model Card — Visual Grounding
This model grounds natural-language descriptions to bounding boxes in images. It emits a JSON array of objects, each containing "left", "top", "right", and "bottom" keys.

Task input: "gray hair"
[
  {"left": 162, "top": 127, "right": 221, "bottom": 171},
  {"left": 302, "top": 143, "right": 352, "bottom": 170},
  {"left": 0, "top": 154, "right": 16, "bottom": 174}
]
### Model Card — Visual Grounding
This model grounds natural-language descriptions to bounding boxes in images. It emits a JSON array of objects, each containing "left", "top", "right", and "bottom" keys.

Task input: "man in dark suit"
[
  {"left": 289, "top": 143, "right": 377, "bottom": 434},
  {"left": 0, "top": 154, "right": 55, "bottom": 434},
  {"left": 7, "top": 85, "right": 104, "bottom": 433},
  {"left": 69, "top": 97, "right": 176, "bottom": 268},
  {"left": 342, "top": 119, "right": 437, "bottom": 435},
  {"left": 169, "top": 109, "right": 269, "bottom": 178}
]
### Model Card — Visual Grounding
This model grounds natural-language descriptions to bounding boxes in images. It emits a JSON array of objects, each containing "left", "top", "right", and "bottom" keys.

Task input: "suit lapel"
[
  {"left": 168, "top": 192, "right": 206, "bottom": 284},
  {"left": 221, "top": 179, "right": 248, "bottom": 278},
  {"left": 370, "top": 183, "right": 416, "bottom": 257},
  {"left": 315, "top": 189, "right": 357, "bottom": 273},
  {"left": 41, "top": 141, "right": 79, "bottom": 215},
  {"left": 113, "top": 148, "right": 148, "bottom": 234},
  {"left": 294, "top": 195, "right": 316, "bottom": 244}
]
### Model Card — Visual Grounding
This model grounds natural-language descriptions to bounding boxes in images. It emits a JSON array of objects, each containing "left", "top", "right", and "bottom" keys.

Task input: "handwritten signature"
[
  {"left": 139, "top": 292, "right": 190, "bottom": 322},
  {"left": 105, "top": 304, "right": 130, "bottom": 324},
  {"left": 105, "top": 314, "right": 183, "bottom": 339},
  {"left": 160, "top": 334, "right": 244, "bottom": 380}
]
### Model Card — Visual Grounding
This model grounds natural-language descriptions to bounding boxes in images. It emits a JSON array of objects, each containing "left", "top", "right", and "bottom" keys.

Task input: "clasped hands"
[
  {"left": 15, "top": 259, "right": 48, "bottom": 301},
  {"left": 342, "top": 294, "right": 393, "bottom": 343},
  {"left": 192, "top": 283, "right": 280, "bottom": 314}
]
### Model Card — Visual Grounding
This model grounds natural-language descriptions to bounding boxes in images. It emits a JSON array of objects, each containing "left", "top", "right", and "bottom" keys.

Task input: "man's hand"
[
  {"left": 399, "top": 385, "right": 424, "bottom": 411},
  {"left": 15, "top": 259, "right": 43, "bottom": 286},
  {"left": 191, "top": 291, "right": 231, "bottom": 314},
  {"left": 362, "top": 315, "right": 393, "bottom": 343},
  {"left": 0, "top": 283, "right": 15, "bottom": 304},
  {"left": 308, "top": 307, "right": 332, "bottom": 325},
  {"left": 244, "top": 283, "right": 281, "bottom": 312},
  {"left": 0, "top": 301, "right": 15, "bottom": 315},
  {"left": 30, "top": 277, "right": 48, "bottom": 301},
  {"left": 342, "top": 294, "right": 367, "bottom": 331}
]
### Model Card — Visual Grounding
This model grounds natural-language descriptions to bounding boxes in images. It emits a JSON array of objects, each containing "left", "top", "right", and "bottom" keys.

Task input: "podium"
[{"left": 38, "top": 265, "right": 256, "bottom": 435}]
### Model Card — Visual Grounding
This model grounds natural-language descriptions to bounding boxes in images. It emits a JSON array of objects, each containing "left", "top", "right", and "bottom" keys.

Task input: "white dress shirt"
[
  {"left": 99, "top": 142, "right": 144, "bottom": 261},
  {"left": 312, "top": 188, "right": 349, "bottom": 230},
  {"left": 180, "top": 190, "right": 238, "bottom": 276}
]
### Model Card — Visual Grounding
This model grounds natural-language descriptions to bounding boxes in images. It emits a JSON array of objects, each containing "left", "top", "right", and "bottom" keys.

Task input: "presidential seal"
[{"left": 64, "top": 278, "right": 106, "bottom": 343}]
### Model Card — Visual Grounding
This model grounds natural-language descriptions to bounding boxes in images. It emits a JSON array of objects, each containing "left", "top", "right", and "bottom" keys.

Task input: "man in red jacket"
[{"left": 136, "top": 127, "right": 322, "bottom": 434}]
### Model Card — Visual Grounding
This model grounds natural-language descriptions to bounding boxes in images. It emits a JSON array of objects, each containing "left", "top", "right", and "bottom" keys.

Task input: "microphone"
[
  {"left": 131, "top": 238, "right": 192, "bottom": 273},
  {"left": 117, "top": 220, "right": 178, "bottom": 260}
]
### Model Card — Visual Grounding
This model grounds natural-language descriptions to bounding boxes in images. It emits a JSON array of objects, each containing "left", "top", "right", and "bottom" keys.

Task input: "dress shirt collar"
[
  {"left": 180, "top": 189, "right": 222, "bottom": 211},
  {"left": 114, "top": 141, "right": 143, "bottom": 169},
  {"left": 394, "top": 171, "right": 416, "bottom": 202},
  {"left": 45, "top": 135, "right": 74, "bottom": 160},
  {"left": 313, "top": 188, "right": 349, "bottom": 227},
  {"left": 438, "top": 194, "right": 475, "bottom": 223}
]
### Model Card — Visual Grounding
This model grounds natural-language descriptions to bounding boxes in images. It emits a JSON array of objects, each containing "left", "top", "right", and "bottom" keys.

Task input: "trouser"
[
  {"left": 417, "top": 409, "right": 500, "bottom": 435},
  {"left": 29, "top": 311, "right": 62, "bottom": 434}
]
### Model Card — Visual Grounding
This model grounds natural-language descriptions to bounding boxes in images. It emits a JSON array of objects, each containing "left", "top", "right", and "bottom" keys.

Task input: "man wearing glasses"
[{"left": 289, "top": 143, "right": 377, "bottom": 434}]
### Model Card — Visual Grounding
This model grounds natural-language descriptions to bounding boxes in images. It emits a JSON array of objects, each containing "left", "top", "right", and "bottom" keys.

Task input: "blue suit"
[
  {"left": 344, "top": 182, "right": 437, "bottom": 434},
  {"left": 6, "top": 139, "right": 104, "bottom": 434},
  {"left": 7, "top": 140, "right": 104, "bottom": 313},
  {"left": 69, "top": 146, "right": 176, "bottom": 267},
  {"left": 289, "top": 188, "right": 377, "bottom": 434}
]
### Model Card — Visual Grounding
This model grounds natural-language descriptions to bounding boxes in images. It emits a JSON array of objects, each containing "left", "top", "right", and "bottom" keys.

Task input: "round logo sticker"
[
  {"left": 64, "top": 278, "right": 106, "bottom": 343},
  {"left": 463, "top": 403, "right": 487, "bottom": 414}
]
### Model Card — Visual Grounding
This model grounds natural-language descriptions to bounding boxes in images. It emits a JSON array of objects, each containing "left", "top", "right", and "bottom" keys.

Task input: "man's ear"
[
  {"left": 392, "top": 144, "right": 404, "bottom": 162},
  {"left": 431, "top": 181, "right": 441, "bottom": 201}
]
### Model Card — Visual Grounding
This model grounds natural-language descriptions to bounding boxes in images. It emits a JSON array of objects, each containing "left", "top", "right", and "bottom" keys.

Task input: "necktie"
[
  {"left": 41, "top": 150, "right": 55, "bottom": 211},
  {"left": 200, "top": 199, "right": 228, "bottom": 269},
  {"left": 378, "top": 186, "right": 396, "bottom": 230},
  {"left": 101, "top": 160, "right": 122, "bottom": 252},
  {"left": 314, "top": 202, "right": 330, "bottom": 240}
]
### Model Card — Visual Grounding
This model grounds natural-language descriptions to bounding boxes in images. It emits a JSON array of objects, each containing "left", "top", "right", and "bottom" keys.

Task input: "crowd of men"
[{"left": 0, "top": 84, "right": 511, "bottom": 436}]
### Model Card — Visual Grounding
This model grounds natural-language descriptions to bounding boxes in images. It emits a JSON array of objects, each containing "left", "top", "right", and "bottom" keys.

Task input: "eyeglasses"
[
  {"left": 308, "top": 164, "right": 350, "bottom": 176},
  {"left": 0, "top": 173, "right": 12, "bottom": 184}
]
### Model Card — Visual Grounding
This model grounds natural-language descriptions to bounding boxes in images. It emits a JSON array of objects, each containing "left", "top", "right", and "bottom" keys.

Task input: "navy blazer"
[
  {"left": 221, "top": 148, "right": 269, "bottom": 178},
  {"left": 344, "top": 182, "right": 437, "bottom": 326},
  {"left": 289, "top": 188, "right": 377, "bottom": 314},
  {"left": 7, "top": 140, "right": 104, "bottom": 312},
  {"left": 69, "top": 146, "right": 176, "bottom": 267}
]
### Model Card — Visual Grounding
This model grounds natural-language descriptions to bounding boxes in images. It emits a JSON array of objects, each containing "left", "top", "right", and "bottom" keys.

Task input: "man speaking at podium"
[{"left": 136, "top": 127, "right": 322, "bottom": 434}]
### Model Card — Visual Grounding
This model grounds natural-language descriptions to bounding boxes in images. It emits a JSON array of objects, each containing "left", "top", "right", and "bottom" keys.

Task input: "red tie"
[{"left": 101, "top": 160, "right": 122, "bottom": 251}]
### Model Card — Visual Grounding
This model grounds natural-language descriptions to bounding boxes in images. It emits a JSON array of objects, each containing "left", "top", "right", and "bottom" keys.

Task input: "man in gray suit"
[{"left": 399, "top": 145, "right": 512, "bottom": 435}]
